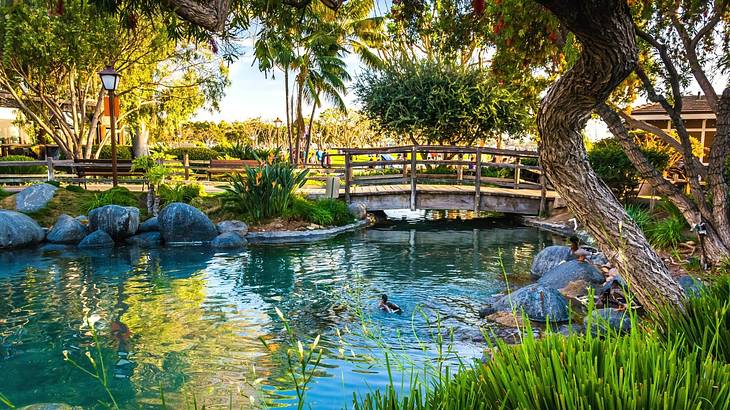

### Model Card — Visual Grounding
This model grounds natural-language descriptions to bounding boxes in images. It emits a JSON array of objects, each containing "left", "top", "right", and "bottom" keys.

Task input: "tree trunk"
[
  {"left": 304, "top": 96, "right": 318, "bottom": 164},
  {"left": 132, "top": 122, "right": 150, "bottom": 158},
  {"left": 294, "top": 76, "right": 306, "bottom": 165},
  {"left": 284, "top": 67, "right": 294, "bottom": 165},
  {"left": 707, "top": 86, "right": 730, "bottom": 246},
  {"left": 536, "top": 0, "right": 684, "bottom": 311}
]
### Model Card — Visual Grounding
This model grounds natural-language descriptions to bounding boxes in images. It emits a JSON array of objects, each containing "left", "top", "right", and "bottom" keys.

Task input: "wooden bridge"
[{"left": 308, "top": 145, "right": 558, "bottom": 216}]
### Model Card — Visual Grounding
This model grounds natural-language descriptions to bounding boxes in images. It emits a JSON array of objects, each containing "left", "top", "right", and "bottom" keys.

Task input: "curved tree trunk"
[{"left": 536, "top": 0, "right": 684, "bottom": 310}]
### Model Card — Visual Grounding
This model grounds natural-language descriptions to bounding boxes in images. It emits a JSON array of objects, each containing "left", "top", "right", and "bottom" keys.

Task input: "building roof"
[{"left": 631, "top": 95, "right": 714, "bottom": 115}]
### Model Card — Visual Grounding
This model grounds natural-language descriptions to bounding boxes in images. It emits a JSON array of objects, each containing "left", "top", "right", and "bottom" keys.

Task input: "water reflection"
[{"left": 0, "top": 218, "right": 557, "bottom": 409}]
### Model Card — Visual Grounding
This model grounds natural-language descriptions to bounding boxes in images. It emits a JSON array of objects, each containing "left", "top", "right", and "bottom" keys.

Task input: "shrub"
[
  {"left": 86, "top": 187, "right": 139, "bottom": 211},
  {"left": 0, "top": 188, "right": 10, "bottom": 200},
  {"left": 222, "top": 162, "right": 309, "bottom": 221},
  {"left": 288, "top": 197, "right": 354, "bottom": 226},
  {"left": 588, "top": 138, "right": 670, "bottom": 200},
  {"left": 481, "top": 166, "right": 513, "bottom": 179},
  {"left": 65, "top": 185, "right": 86, "bottom": 193},
  {"left": 421, "top": 165, "right": 456, "bottom": 175},
  {"left": 625, "top": 203, "right": 652, "bottom": 232},
  {"left": 647, "top": 216, "right": 686, "bottom": 249},
  {"left": 158, "top": 183, "right": 203, "bottom": 204},
  {"left": 166, "top": 147, "right": 220, "bottom": 161},
  {"left": 96, "top": 145, "right": 132, "bottom": 160},
  {"left": 0, "top": 155, "right": 45, "bottom": 174}
]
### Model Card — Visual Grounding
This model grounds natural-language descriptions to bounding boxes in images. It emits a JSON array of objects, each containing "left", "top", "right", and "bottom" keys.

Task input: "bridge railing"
[{"left": 337, "top": 145, "right": 551, "bottom": 213}]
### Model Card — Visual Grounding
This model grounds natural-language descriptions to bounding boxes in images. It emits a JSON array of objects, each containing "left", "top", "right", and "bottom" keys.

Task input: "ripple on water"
[{"left": 0, "top": 220, "right": 556, "bottom": 409}]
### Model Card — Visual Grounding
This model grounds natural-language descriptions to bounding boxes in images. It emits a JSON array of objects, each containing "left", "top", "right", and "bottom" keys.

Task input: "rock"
[
  {"left": 138, "top": 216, "right": 159, "bottom": 232},
  {"left": 158, "top": 202, "right": 218, "bottom": 243},
  {"left": 539, "top": 260, "right": 605, "bottom": 290},
  {"left": 88, "top": 205, "right": 139, "bottom": 241},
  {"left": 589, "top": 308, "right": 632, "bottom": 335},
  {"left": 18, "top": 404, "right": 81, "bottom": 410},
  {"left": 216, "top": 220, "right": 248, "bottom": 237},
  {"left": 78, "top": 230, "right": 114, "bottom": 249},
  {"left": 75, "top": 215, "right": 89, "bottom": 226},
  {"left": 0, "top": 210, "right": 46, "bottom": 249},
  {"left": 677, "top": 275, "right": 705, "bottom": 298},
  {"left": 485, "top": 311, "right": 525, "bottom": 327},
  {"left": 46, "top": 214, "right": 87, "bottom": 244},
  {"left": 478, "top": 294, "right": 504, "bottom": 318},
  {"left": 559, "top": 279, "right": 592, "bottom": 299},
  {"left": 492, "top": 284, "right": 570, "bottom": 323},
  {"left": 530, "top": 245, "right": 573, "bottom": 278},
  {"left": 14, "top": 183, "right": 58, "bottom": 213},
  {"left": 348, "top": 202, "right": 367, "bottom": 220},
  {"left": 586, "top": 250, "right": 609, "bottom": 266},
  {"left": 211, "top": 232, "right": 247, "bottom": 248},
  {"left": 125, "top": 231, "right": 161, "bottom": 247}
]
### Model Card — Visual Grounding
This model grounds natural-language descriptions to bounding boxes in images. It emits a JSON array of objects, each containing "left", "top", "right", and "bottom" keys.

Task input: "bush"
[
  {"left": 588, "top": 138, "right": 670, "bottom": 200},
  {"left": 288, "top": 197, "right": 354, "bottom": 226},
  {"left": 166, "top": 147, "right": 220, "bottom": 161},
  {"left": 96, "top": 145, "right": 132, "bottom": 160},
  {"left": 481, "top": 166, "right": 513, "bottom": 179},
  {"left": 625, "top": 203, "right": 652, "bottom": 232},
  {"left": 222, "top": 162, "right": 309, "bottom": 221},
  {"left": 0, "top": 188, "right": 10, "bottom": 200},
  {"left": 0, "top": 155, "right": 45, "bottom": 174},
  {"left": 216, "top": 142, "right": 283, "bottom": 162},
  {"left": 647, "top": 216, "right": 686, "bottom": 249},
  {"left": 86, "top": 187, "right": 139, "bottom": 212},
  {"left": 65, "top": 185, "right": 86, "bottom": 193},
  {"left": 158, "top": 183, "right": 203, "bottom": 204}
]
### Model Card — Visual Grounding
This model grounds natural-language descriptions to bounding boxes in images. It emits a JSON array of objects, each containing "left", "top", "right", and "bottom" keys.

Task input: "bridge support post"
[
  {"left": 46, "top": 157, "right": 54, "bottom": 182},
  {"left": 344, "top": 152, "right": 351, "bottom": 203},
  {"left": 410, "top": 146, "right": 417, "bottom": 211},
  {"left": 474, "top": 148, "right": 481, "bottom": 212},
  {"left": 514, "top": 155, "right": 521, "bottom": 189}
]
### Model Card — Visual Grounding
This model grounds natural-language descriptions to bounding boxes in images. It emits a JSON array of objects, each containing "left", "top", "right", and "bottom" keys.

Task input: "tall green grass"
[
  {"left": 288, "top": 196, "right": 354, "bottom": 226},
  {"left": 354, "top": 279, "right": 730, "bottom": 410}
]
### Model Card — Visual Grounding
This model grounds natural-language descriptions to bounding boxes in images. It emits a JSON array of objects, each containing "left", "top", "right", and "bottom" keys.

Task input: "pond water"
[{"left": 0, "top": 213, "right": 557, "bottom": 409}]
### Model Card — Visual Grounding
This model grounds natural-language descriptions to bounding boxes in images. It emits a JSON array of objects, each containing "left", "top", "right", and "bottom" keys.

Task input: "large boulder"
[
  {"left": 137, "top": 216, "right": 159, "bottom": 232},
  {"left": 14, "top": 183, "right": 58, "bottom": 213},
  {"left": 677, "top": 275, "right": 705, "bottom": 298},
  {"left": 348, "top": 202, "right": 367, "bottom": 220},
  {"left": 46, "top": 214, "right": 87, "bottom": 244},
  {"left": 530, "top": 245, "right": 573, "bottom": 278},
  {"left": 589, "top": 308, "right": 632, "bottom": 335},
  {"left": 88, "top": 205, "right": 139, "bottom": 241},
  {"left": 538, "top": 260, "right": 605, "bottom": 290},
  {"left": 125, "top": 231, "right": 161, "bottom": 247},
  {"left": 217, "top": 220, "right": 248, "bottom": 238},
  {"left": 211, "top": 232, "right": 247, "bottom": 248},
  {"left": 158, "top": 202, "right": 218, "bottom": 243},
  {"left": 0, "top": 210, "right": 45, "bottom": 249},
  {"left": 491, "top": 284, "right": 570, "bottom": 323},
  {"left": 78, "top": 230, "right": 114, "bottom": 249}
]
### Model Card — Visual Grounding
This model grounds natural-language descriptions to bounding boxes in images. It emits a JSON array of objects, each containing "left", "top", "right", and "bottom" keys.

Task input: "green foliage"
[
  {"left": 625, "top": 203, "right": 652, "bottom": 232},
  {"left": 96, "top": 145, "right": 133, "bottom": 160},
  {"left": 653, "top": 276, "right": 730, "bottom": 364},
  {"left": 0, "top": 155, "right": 44, "bottom": 174},
  {"left": 166, "top": 147, "right": 221, "bottom": 161},
  {"left": 647, "top": 216, "right": 686, "bottom": 250},
  {"left": 222, "top": 162, "right": 309, "bottom": 221},
  {"left": 158, "top": 183, "right": 203, "bottom": 204},
  {"left": 0, "top": 188, "right": 10, "bottom": 200},
  {"left": 216, "top": 142, "right": 283, "bottom": 162},
  {"left": 65, "top": 185, "right": 86, "bottom": 193},
  {"left": 355, "top": 61, "right": 530, "bottom": 145},
  {"left": 288, "top": 197, "right": 354, "bottom": 226},
  {"left": 355, "top": 278, "right": 730, "bottom": 410},
  {"left": 588, "top": 138, "right": 670, "bottom": 200},
  {"left": 86, "top": 187, "right": 139, "bottom": 212},
  {"left": 481, "top": 166, "right": 513, "bottom": 179}
]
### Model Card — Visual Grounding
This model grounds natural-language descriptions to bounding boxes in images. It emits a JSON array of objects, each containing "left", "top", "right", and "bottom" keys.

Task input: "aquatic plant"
[{"left": 260, "top": 307, "right": 324, "bottom": 410}]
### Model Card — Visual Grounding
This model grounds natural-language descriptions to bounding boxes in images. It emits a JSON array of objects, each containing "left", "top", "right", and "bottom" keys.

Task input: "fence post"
[
  {"left": 474, "top": 148, "right": 481, "bottom": 212},
  {"left": 344, "top": 152, "right": 351, "bottom": 203},
  {"left": 402, "top": 150, "right": 409, "bottom": 184},
  {"left": 513, "top": 155, "right": 521, "bottom": 189},
  {"left": 183, "top": 151, "right": 190, "bottom": 180},
  {"left": 539, "top": 157, "right": 547, "bottom": 216},
  {"left": 46, "top": 157, "right": 55, "bottom": 182},
  {"left": 410, "top": 146, "right": 417, "bottom": 211}
]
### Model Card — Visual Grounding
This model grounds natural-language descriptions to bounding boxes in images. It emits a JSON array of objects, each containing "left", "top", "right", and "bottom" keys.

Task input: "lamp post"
[
  {"left": 273, "top": 117, "right": 282, "bottom": 148},
  {"left": 98, "top": 65, "right": 121, "bottom": 187}
]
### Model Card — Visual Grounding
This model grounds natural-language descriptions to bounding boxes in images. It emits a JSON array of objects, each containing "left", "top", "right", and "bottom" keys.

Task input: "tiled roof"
[{"left": 631, "top": 95, "right": 714, "bottom": 115}]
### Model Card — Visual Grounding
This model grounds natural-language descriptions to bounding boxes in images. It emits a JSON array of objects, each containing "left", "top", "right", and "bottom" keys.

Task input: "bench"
[
  {"left": 71, "top": 159, "right": 145, "bottom": 187},
  {"left": 207, "top": 159, "right": 260, "bottom": 179}
]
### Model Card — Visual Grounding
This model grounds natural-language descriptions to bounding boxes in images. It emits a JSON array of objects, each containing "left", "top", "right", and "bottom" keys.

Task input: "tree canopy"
[{"left": 355, "top": 60, "right": 530, "bottom": 145}]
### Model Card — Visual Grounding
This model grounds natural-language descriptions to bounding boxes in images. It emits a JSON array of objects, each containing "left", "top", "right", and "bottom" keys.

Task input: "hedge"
[{"left": 0, "top": 155, "right": 45, "bottom": 174}]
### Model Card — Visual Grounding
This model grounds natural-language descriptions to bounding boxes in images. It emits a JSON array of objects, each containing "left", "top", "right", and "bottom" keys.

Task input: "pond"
[{"left": 0, "top": 213, "right": 557, "bottom": 409}]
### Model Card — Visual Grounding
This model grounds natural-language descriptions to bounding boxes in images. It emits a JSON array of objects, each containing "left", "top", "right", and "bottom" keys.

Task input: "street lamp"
[
  {"left": 273, "top": 117, "right": 282, "bottom": 147},
  {"left": 99, "top": 65, "right": 121, "bottom": 187}
]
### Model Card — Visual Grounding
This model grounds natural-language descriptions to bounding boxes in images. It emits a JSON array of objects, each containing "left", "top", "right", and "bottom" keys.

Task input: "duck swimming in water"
[{"left": 379, "top": 294, "right": 402, "bottom": 314}]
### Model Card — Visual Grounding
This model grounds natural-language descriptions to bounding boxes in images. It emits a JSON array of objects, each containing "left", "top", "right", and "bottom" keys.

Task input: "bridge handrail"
[{"left": 339, "top": 145, "right": 548, "bottom": 215}]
